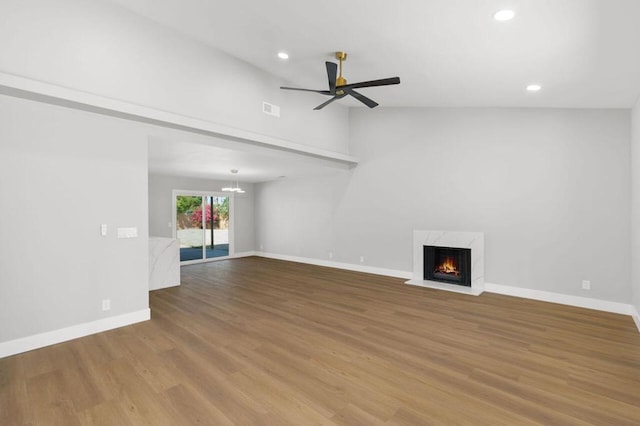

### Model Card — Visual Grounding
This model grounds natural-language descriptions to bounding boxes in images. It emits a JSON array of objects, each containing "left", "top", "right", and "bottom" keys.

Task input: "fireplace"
[
  {"left": 423, "top": 246, "right": 471, "bottom": 287},
  {"left": 408, "top": 230, "right": 484, "bottom": 295}
]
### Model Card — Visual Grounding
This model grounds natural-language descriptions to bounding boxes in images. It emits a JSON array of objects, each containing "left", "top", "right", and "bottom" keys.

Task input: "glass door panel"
[
  {"left": 205, "top": 196, "right": 229, "bottom": 259},
  {"left": 176, "top": 195, "right": 204, "bottom": 262}
]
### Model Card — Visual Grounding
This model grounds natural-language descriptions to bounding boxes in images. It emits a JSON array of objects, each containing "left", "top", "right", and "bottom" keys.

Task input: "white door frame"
[{"left": 172, "top": 189, "right": 235, "bottom": 264}]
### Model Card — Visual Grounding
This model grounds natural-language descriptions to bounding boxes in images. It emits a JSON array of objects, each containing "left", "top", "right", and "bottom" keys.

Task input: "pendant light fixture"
[{"left": 222, "top": 169, "right": 245, "bottom": 193}]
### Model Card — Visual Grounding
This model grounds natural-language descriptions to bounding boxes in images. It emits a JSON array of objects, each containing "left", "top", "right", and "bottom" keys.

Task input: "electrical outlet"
[
  {"left": 360, "top": 256, "right": 365, "bottom": 263},
  {"left": 581, "top": 280, "right": 591, "bottom": 290},
  {"left": 100, "top": 224, "right": 107, "bottom": 236},
  {"left": 167, "top": 221, "right": 172, "bottom": 228},
  {"left": 259, "top": 244, "right": 264, "bottom": 250},
  {"left": 102, "top": 299, "right": 111, "bottom": 311},
  {"left": 329, "top": 251, "right": 333, "bottom": 259}
]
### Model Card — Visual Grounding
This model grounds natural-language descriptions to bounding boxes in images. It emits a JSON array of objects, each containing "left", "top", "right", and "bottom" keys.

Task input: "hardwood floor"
[{"left": 2, "top": 256, "right": 640, "bottom": 425}]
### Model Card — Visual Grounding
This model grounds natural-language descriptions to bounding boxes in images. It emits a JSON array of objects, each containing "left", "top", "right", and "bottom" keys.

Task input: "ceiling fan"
[{"left": 280, "top": 52, "right": 400, "bottom": 110}]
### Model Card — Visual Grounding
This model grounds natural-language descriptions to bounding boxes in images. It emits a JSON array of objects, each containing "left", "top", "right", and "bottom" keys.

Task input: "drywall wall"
[
  {"left": 255, "top": 172, "right": 351, "bottom": 259},
  {"left": 632, "top": 98, "right": 640, "bottom": 314},
  {"left": 256, "top": 108, "right": 631, "bottom": 303},
  {"left": 0, "top": 0, "right": 349, "bottom": 154},
  {"left": 0, "top": 94, "right": 149, "bottom": 343},
  {"left": 148, "top": 174, "right": 255, "bottom": 254}
]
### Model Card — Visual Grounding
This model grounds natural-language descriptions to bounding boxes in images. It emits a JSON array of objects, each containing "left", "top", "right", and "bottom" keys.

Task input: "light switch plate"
[{"left": 100, "top": 224, "right": 107, "bottom": 236}]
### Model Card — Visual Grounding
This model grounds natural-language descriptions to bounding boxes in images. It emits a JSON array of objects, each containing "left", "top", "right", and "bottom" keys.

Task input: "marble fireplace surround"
[{"left": 406, "top": 230, "right": 485, "bottom": 296}]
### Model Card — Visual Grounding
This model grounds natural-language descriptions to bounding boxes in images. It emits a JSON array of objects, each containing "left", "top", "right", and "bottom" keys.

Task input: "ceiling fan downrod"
[{"left": 335, "top": 51, "right": 348, "bottom": 90}]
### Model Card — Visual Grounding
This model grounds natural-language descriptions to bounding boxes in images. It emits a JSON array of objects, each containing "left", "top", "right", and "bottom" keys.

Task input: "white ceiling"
[
  {"left": 148, "top": 136, "right": 351, "bottom": 182},
  {"left": 121, "top": 0, "right": 640, "bottom": 182},
  {"left": 111, "top": 0, "right": 640, "bottom": 109}
]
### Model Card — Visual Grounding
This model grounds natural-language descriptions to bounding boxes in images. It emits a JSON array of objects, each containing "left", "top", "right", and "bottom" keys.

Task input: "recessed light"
[
  {"left": 494, "top": 10, "right": 515, "bottom": 21},
  {"left": 277, "top": 52, "right": 289, "bottom": 60},
  {"left": 526, "top": 84, "right": 542, "bottom": 92}
]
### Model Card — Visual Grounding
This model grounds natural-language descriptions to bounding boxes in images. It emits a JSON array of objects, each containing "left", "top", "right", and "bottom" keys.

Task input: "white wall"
[
  {"left": 256, "top": 108, "right": 631, "bottom": 303},
  {"left": 0, "top": 0, "right": 349, "bottom": 154},
  {"left": 255, "top": 173, "right": 351, "bottom": 259},
  {"left": 148, "top": 174, "right": 255, "bottom": 253},
  {"left": 631, "top": 98, "right": 640, "bottom": 314},
  {"left": 0, "top": 94, "right": 149, "bottom": 343}
]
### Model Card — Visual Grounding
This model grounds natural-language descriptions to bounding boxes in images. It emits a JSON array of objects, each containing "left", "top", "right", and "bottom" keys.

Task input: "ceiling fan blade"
[
  {"left": 326, "top": 61, "right": 337, "bottom": 94},
  {"left": 313, "top": 95, "right": 345, "bottom": 110},
  {"left": 280, "top": 86, "right": 332, "bottom": 95},
  {"left": 345, "top": 88, "right": 379, "bottom": 108},
  {"left": 339, "top": 77, "right": 400, "bottom": 90}
]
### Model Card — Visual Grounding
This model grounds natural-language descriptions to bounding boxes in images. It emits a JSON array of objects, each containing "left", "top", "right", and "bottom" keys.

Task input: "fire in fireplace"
[
  {"left": 434, "top": 256, "right": 460, "bottom": 276},
  {"left": 423, "top": 246, "right": 471, "bottom": 287}
]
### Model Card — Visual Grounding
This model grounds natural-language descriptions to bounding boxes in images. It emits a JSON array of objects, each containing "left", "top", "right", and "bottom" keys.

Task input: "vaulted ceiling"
[
  {"left": 111, "top": 0, "right": 640, "bottom": 109},
  {"left": 111, "top": 0, "right": 640, "bottom": 182}
]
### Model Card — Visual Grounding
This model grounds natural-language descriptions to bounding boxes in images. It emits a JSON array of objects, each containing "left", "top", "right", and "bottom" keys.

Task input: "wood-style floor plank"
[{"left": 1, "top": 256, "right": 640, "bottom": 425}]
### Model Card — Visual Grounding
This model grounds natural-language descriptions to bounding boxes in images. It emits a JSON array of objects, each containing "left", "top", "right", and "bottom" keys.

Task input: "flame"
[{"left": 435, "top": 257, "right": 460, "bottom": 276}]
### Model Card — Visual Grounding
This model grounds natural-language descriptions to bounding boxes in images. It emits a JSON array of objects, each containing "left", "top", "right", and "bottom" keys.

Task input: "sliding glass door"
[
  {"left": 174, "top": 192, "right": 232, "bottom": 263},
  {"left": 204, "top": 196, "right": 229, "bottom": 259},
  {"left": 175, "top": 195, "right": 204, "bottom": 262}
]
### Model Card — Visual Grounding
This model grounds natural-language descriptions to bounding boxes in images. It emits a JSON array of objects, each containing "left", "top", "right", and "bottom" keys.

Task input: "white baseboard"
[
  {"left": 484, "top": 282, "right": 634, "bottom": 316},
  {"left": 632, "top": 306, "right": 640, "bottom": 332},
  {"left": 0, "top": 309, "right": 151, "bottom": 358},
  {"left": 255, "top": 251, "right": 413, "bottom": 279},
  {"left": 233, "top": 251, "right": 258, "bottom": 258}
]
